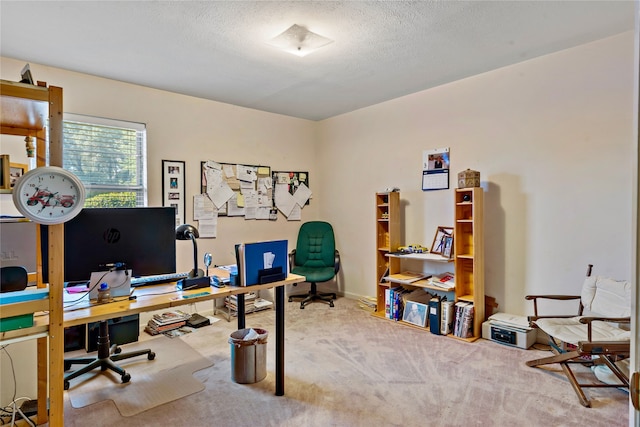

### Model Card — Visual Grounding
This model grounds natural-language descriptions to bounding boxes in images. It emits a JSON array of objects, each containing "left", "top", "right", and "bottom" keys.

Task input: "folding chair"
[{"left": 525, "top": 264, "right": 631, "bottom": 407}]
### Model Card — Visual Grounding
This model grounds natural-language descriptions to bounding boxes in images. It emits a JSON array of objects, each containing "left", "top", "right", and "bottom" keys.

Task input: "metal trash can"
[{"left": 228, "top": 328, "right": 268, "bottom": 384}]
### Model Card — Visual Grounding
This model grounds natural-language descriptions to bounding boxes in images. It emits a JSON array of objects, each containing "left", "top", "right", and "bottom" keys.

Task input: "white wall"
[{"left": 318, "top": 32, "right": 635, "bottom": 315}]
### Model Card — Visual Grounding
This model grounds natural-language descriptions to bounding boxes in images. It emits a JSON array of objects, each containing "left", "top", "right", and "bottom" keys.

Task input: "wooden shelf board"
[
  {"left": 387, "top": 252, "right": 453, "bottom": 262},
  {"left": 456, "top": 254, "right": 474, "bottom": 259},
  {"left": 457, "top": 294, "right": 474, "bottom": 302},
  {"left": 1, "top": 80, "right": 49, "bottom": 131}
]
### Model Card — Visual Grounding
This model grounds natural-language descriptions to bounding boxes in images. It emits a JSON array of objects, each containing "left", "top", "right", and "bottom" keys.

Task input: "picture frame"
[
  {"left": 9, "top": 162, "right": 28, "bottom": 189},
  {"left": 431, "top": 226, "right": 453, "bottom": 255},
  {"left": 162, "top": 160, "right": 186, "bottom": 227},
  {"left": 0, "top": 155, "right": 10, "bottom": 190},
  {"left": 402, "top": 301, "right": 428, "bottom": 327},
  {"left": 442, "top": 235, "right": 454, "bottom": 259}
]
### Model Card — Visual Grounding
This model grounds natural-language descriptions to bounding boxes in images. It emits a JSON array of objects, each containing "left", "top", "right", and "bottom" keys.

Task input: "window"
[{"left": 63, "top": 114, "right": 147, "bottom": 207}]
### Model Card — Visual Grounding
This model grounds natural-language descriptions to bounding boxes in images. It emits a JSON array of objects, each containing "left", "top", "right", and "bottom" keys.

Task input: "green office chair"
[{"left": 288, "top": 221, "right": 340, "bottom": 309}]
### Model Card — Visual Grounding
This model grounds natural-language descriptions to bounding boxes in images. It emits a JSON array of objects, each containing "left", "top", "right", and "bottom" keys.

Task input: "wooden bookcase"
[
  {"left": 0, "top": 79, "right": 65, "bottom": 425},
  {"left": 374, "top": 191, "right": 400, "bottom": 317},
  {"left": 453, "top": 187, "right": 484, "bottom": 341},
  {"left": 372, "top": 188, "right": 485, "bottom": 342}
]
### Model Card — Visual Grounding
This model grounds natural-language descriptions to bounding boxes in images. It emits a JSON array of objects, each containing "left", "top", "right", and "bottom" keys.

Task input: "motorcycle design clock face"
[{"left": 12, "top": 166, "right": 85, "bottom": 225}]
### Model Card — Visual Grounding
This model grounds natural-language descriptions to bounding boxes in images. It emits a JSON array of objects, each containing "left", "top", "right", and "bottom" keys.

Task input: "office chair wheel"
[
  {"left": 113, "top": 346, "right": 122, "bottom": 355},
  {"left": 300, "top": 303, "right": 305, "bottom": 309},
  {"left": 148, "top": 352, "right": 156, "bottom": 360},
  {"left": 64, "top": 361, "right": 72, "bottom": 371},
  {"left": 121, "top": 373, "right": 131, "bottom": 384},
  {"left": 64, "top": 380, "right": 70, "bottom": 391},
  {"left": 288, "top": 296, "right": 293, "bottom": 302},
  {"left": 329, "top": 301, "right": 334, "bottom": 307}
]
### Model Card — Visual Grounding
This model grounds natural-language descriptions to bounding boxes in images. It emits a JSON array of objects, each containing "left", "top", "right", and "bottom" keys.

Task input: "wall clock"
[{"left": 12, "top": 166, "right": 85, "bottom": 225}]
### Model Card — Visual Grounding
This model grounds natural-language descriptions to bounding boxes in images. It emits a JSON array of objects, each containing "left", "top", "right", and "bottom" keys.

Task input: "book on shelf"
[
  {"left": 460, "top": 304, "right": 475, "bottom": 338},
  {"left": 440, "top": 299, "right": 455, "bottom": 335},
  {"left": 145, "top": 320, "right": 187, "bottom": 335},
  {"left": 428, "top": 296, "right": 441, "bottom": 335},
  {"left": 453, "top": 301, "right": 472, "bottom": 337},
  {"left": 403, "top": 288, "right": 432, "bottom": 305},
  {"left": 358, "top": 296, "right": 377, "bottom": 312},
  {"left": 384, "top": 271, "right": 428, "bottom": 284},
  {"left": 152, "top": 310, "right": 191, "bottom": 325},
  {"left": 428, "top": 272, "right": 455, "bottom": 290},
  {"left": 227, "top": 292, "right": 257, "bottom": 302},
  {"left": 253, "top": 298, "right": 273, "bottom": 310}
]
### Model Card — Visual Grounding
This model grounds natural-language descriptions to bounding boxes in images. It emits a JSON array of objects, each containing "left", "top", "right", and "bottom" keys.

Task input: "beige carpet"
[
  {"left": 66, "top": 334, "right": 213, "bottom": 417},
  {"left": 59, "top": 297, "right": 629, "bottom": 427}
]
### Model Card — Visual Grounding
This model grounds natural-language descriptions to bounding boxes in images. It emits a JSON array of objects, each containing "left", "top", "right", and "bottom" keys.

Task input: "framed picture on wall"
[
  {"left": 162, "top": 160, "right": 186, "bottom": 226},
  {"left": 9, "top": 162, "right": 27, "bottom": 190},
  {"left": 0, "top": 155, "right": 10, "bottom": 190}
]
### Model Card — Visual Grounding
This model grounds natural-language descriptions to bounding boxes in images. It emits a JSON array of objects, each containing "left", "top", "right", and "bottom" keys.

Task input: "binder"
[
  {"left": 428, "top": 296, "right": 441, "bottom": 335},
  {"left": 236, "top": 240, "right": 288, "bottom": 286}
]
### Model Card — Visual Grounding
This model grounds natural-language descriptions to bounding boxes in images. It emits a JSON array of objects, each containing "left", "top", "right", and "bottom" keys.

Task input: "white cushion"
[
  {"left": 581, "top": 275, "right": 631, "bottom": 318},
  {"left": 536, "top": 316, "right": 630, "bottom": 345}
]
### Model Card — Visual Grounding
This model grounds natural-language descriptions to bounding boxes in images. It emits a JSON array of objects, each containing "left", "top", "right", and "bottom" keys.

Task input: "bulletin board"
[
  {"left": 272, "top": 171, "right": 310, "bottom": 206},
  {"left": 272, "top": 171, "right": 312, "bottom": 221},
  {"left": 200, "top": 161, "right": 272, "bottom": 218}
]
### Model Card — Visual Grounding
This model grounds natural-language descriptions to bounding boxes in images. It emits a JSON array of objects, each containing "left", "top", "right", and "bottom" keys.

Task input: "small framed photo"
[
  {"left": 402, "top": 301, "right": 428, "bottom": 327},
  {"left": 162, "top": 160, "right": 186, "bottom": 226},
  {"left": 0, "top": 155, "right": 10, "bottom": 190},
  {"left": 9, "top": 162, "right": 28, "bottom": 189},
  {"left": 442, "top": 235, "right": 454, "bottom": 259},
  {"left": 431, "top": 226, "right": 453, "bottom": 255}
]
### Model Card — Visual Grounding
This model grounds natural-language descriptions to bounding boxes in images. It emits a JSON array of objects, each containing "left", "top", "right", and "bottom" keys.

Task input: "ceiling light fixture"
[{"left": 267, "top": 24, "right": 333, "bottom": 57}]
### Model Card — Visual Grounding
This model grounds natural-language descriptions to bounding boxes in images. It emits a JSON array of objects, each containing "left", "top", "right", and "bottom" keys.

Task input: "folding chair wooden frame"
[{"left": 525, "top": 264, "right": 630, "bottom": 407}]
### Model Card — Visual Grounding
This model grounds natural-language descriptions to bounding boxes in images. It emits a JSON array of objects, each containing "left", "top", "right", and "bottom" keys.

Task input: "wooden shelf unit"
[
  {"left": 453, "top": 187, "right": 484, "bottom": 341},
  {"left": 372, "top": 189, "right": 485, "bottom": 342},
  {"left": 374, "top": 191, "right": 400, "bottom": 318},
  {"left": 0, "top": 79, "right": 65, "bottom": 426}
]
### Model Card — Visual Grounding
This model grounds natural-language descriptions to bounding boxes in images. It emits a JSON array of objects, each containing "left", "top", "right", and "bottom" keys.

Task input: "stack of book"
[
  {"left": 358, "top": 296, "right": 377, "bottom": 312},
  {"left": 428, "top": 272, "right": 455, "bottom": 290},
  {"left": 224, "top": 292, "right": 273, "bottom": 317},
  {"left": 144, "top": 309, "right": 191, "bottom": 336},
  {"left": 452, "top": 301, "right": 474, "bottom": 338}
]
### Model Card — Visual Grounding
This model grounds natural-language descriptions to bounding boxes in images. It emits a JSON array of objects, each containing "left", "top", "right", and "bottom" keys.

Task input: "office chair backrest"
[
  {"left": 294, "top": 221, "right": 335, "bottom": 268},
  {"left": 580, "top": 275, "right": 631, "bottom": 318}
]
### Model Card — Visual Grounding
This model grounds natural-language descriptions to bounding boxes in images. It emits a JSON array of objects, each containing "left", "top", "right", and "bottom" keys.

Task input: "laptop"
[{"left": 88, "top": 269, "right": 132, "bottom": 301}]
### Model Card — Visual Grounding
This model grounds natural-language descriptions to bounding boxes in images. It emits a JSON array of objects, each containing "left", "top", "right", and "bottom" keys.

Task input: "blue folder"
[{"left": 239, "top": 240, "right": 288, "bottom": 286}]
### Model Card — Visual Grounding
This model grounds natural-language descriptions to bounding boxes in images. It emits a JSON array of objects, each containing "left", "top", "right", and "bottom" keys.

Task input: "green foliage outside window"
[{"left": 83, "top": 192, "right": 137, "bottom": 208}]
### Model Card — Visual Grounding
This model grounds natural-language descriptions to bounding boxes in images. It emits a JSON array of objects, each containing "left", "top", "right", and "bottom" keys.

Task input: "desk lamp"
[{"left": 175, "top": 224, "right": 209, "bottom": 290}]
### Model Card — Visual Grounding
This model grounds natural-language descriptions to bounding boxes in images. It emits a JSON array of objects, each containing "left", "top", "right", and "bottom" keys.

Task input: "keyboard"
[{"left": 131, "top": 272, "right": 189, "bottom": 287}]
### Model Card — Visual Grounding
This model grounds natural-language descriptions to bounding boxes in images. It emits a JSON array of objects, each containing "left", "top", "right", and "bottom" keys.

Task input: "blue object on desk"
[
  {"left": 182, "top": 291, "right": 210, "bottom": 299},
  {"left": 0, "top": 287, "right": 48, "bottom": 305},
  {"left": 240, "top": 240, "right": 288, "bottom": 286}
]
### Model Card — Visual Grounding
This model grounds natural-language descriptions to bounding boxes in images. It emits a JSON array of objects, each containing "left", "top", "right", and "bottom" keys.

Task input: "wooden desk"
[{"left": 62, "top": 270, "right": 305, "bottom": 398}]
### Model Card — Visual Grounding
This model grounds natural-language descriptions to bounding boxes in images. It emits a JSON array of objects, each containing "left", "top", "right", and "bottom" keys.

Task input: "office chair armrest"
[
  {"left": 334, "top": 250, "right": 340, "bottom": 274},
  {"left": 579, "top": 316, "right": 631, "bottom": 342},
  {"left": 289, "top": 249, "right": 297, "bottom": 271},
  {"left": 525, "top": 294, "right": 581, "bottom": 318}
]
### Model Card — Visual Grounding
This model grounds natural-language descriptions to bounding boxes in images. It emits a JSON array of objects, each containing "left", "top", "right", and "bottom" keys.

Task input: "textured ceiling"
[{"left": 0, "top": 1, "right": 635, "bottom": 121}]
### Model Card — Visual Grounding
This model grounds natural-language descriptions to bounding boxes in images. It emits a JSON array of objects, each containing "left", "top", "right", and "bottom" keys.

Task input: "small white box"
[{"left": 482, "top": 321, "right": 536, "bottom": 349}]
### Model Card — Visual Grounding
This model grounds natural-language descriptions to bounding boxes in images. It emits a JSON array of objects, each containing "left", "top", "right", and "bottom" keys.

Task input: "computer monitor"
[{"left": 41, "top": 207, "right": 177, "bottom": 284}]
